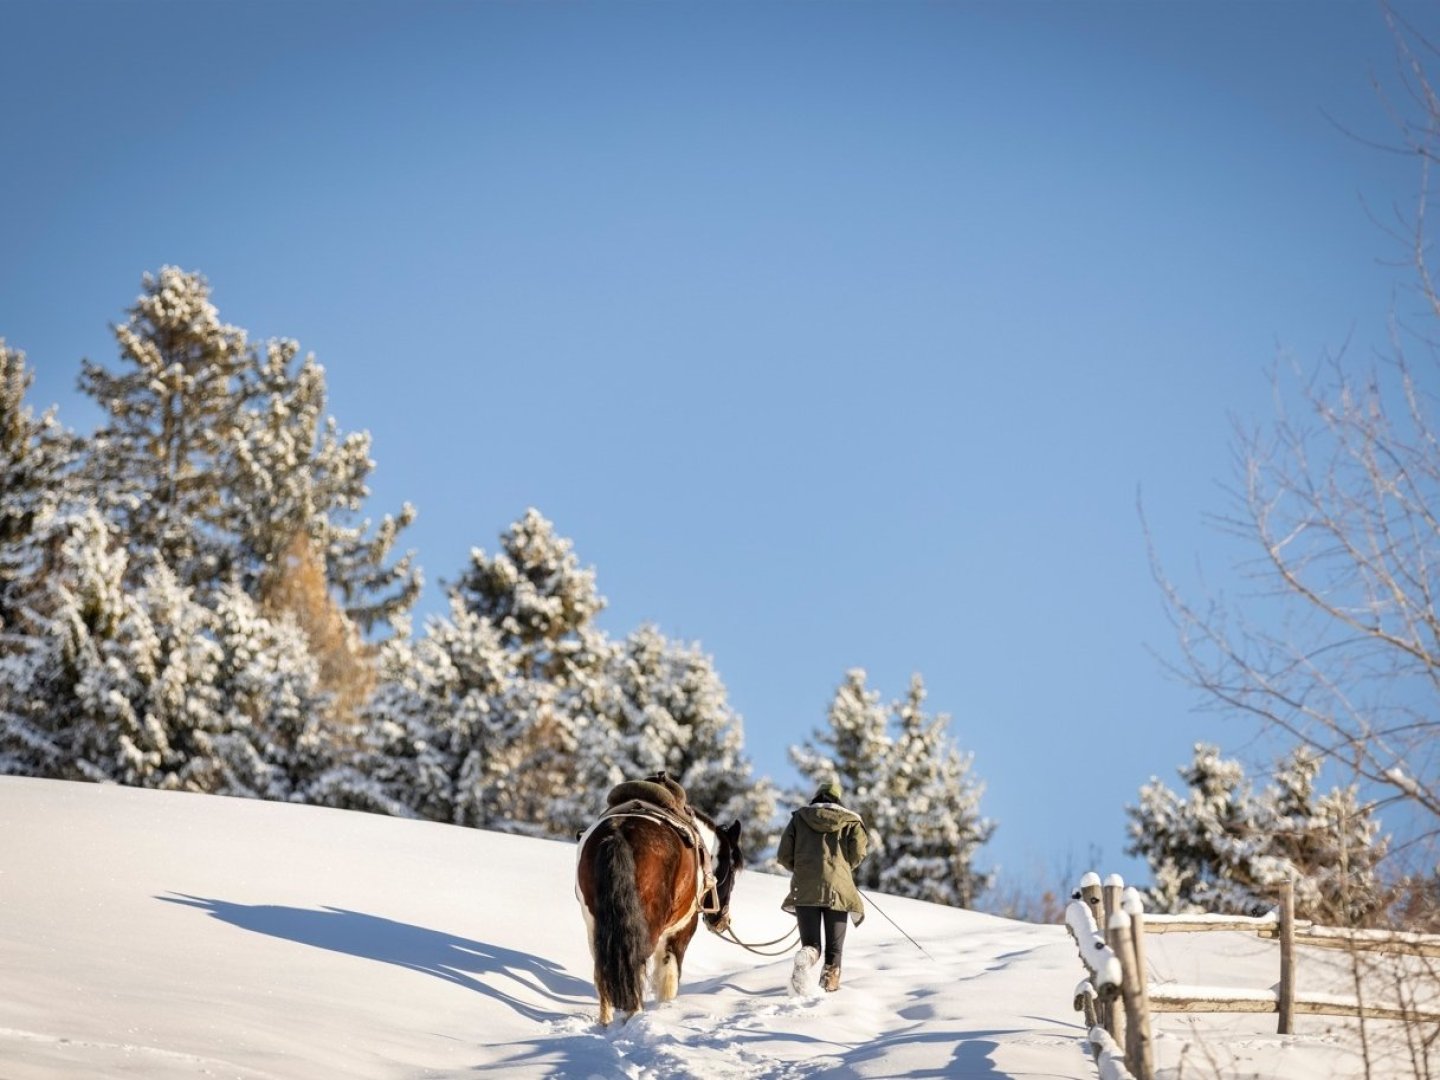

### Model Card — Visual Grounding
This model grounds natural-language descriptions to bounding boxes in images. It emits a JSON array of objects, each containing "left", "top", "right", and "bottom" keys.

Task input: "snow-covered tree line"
[
  {"left": 0, "top": 267, "right": 1008, "bottom": 906},
  {"left": 0, "top": 269, "right": 777, "bottom": 851}
]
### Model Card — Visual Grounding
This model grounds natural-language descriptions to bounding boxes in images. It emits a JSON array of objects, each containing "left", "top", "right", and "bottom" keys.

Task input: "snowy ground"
[{"left": 0, "top": 777, "right": 1422, "bottom": 1078}]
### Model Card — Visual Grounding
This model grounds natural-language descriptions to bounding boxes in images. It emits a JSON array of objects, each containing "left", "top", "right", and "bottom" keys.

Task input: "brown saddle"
[
  {"left": 602, "top": 771, "right": 698, "bottom": 848},
  {"left": 605, "top": 771, "right": 688, "bottom": 815}
]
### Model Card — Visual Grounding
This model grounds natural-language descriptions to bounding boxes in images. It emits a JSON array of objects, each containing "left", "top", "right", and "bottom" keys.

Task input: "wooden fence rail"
[{"left": 1063, "top": 872, "right": 1440, "bottom": 1080}]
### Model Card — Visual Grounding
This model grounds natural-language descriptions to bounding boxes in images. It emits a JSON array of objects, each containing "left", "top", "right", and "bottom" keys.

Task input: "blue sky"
[{"left": 2, "top": 1, "right": 1429, "bottom": 891}]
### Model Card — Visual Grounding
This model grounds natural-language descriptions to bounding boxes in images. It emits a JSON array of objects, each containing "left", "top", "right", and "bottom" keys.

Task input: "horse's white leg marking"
[{"left": 653, "top": 935, "right": 680, "bottom": 1002}]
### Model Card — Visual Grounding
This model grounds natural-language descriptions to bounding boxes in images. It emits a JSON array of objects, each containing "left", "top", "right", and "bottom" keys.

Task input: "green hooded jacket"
[{"left": 776, "top": 803, "right": 868, "bottom": 924}]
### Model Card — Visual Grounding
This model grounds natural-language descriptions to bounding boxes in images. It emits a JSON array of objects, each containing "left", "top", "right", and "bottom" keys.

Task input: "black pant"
[{"left": 796, "top": 906, "right": 848, "bottom": 968}]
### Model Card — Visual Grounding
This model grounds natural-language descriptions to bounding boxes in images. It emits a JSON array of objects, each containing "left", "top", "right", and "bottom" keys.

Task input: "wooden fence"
[{"left": 1064, "top": 872, "right": 1440, "bottom": 1080}]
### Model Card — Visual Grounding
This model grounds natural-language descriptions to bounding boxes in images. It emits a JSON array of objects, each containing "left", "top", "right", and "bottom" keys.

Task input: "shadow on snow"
[{"left": 158, "top": 892, "right": 590, "bottom": 1023}]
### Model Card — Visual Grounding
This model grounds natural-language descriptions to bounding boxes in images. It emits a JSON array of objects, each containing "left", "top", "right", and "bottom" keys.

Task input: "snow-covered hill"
[{"left": 0, "top": 777, "right": 1393, "bottom": 1078}]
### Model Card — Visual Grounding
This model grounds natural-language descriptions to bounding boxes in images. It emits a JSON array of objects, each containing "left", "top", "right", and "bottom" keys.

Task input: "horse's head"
[{"left": 702, "top": 819, "right": 744, "bottom": 933}]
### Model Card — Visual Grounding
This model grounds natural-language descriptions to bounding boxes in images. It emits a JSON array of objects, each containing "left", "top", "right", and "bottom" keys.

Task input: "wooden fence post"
[
  {"left": 1079, "top": 873, "right": 1107, "bottom": 1029},
  {"left": 1115, "top": 894, "right": 1154, "bottom": 1080},
  {"left": 1103, "top": 874, "right": 1125, "bottom": 931},
  {"left": 1124, "top": 887, "right": 1153, "bottom": 1067},
  {"left": 1103, "top": 874, "right": 1126, "bottom": 1041},
  {"left": 1278, "top": 875, "right": 1296, "bottom": 1035},
  {"left": 1079, "top": 872, "right": 1104, "bottom": 932}
]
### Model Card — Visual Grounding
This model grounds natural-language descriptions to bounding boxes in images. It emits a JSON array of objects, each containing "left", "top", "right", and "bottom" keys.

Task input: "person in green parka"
[{"left": 776, "top": 778, "right": 869, "bottom": 993}]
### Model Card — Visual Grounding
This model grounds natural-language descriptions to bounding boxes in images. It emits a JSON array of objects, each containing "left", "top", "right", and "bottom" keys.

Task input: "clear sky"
[{"left": 2, "top": 0, "right": 1429, "bottom": 892}]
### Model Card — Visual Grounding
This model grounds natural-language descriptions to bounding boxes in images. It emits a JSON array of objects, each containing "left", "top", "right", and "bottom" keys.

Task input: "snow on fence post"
[
  {"left": 1066, "top": 896, "right": 1123, "bottom": 999},
  {"left": 1278, "top": 875, "right": 1296, "bottom": 1035},
  {"left": 1078, "top": 873, "right": 1108, "bottom": 1027},
  {"left": 1108, "top": 909, "right": 1154, "bottom": 1080},
  {"left": 1103, "top": 874, "right": 1125, "bottom": 928},
  {"left": 1074, "top": 979, "right": 1099, "bottom": 1029},
  {"left": 1079, "top": 872, "right": 1104, "bottom": 933},
  {"left": 1086, "top": 1025, "right": 1138, "bottom": 1080},
  {"left": 1102, "top": 874, "right": 1126, "bottom": 1043},
  {"left": 1123, "top": 886, "right": 1153, "bottom": 1077}
]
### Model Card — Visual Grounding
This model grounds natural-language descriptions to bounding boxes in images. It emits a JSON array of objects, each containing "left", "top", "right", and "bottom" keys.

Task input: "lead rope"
[
  {"left": 858, "top": 888, "right": 935, "bottom": 961},
  {"left": 710, "top": 920, "right": 801, "bottom": 956}
]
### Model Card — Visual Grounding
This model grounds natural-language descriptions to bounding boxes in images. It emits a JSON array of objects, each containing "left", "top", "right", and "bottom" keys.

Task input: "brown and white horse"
[{"left": 575, "top": 805, "right": 743, "bottom": 1024}]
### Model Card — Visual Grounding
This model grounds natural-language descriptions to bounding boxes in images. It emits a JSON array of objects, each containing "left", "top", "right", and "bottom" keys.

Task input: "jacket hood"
[{"left": 795, "top": 803, "right": 862, "bottom": 834}]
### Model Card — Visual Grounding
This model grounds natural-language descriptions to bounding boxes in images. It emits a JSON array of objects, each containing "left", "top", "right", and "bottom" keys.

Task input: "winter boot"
[
  {"left": 820, "top": 964, "right": 841, "bottom": 992},
  {"left": 789, "top": 946, "right": 819, "bottom": 995}
]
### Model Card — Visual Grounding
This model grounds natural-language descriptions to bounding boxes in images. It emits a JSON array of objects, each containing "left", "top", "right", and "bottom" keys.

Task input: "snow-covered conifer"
[
  {"left": 78, "top": 269, "right": 419, "bottom": 630},
  {"left": 354, "top": 597, "right": 519, "bottom": 826},
  {"left": 1127, "top": 743, "right": 1387, "bottom": 923},
  {"left": 789, "top": 668, "right": 892, "bottom": 887},
  {"left": 436, "top": 510, "right": 605, "bottom": 832},
  {"left": 568, "top": 624, "right": 778, "bottom": 852},
  {"left": 877, "top": 676, "right": 995, "bottom": 907},
  {"left": 78, "top": 268, "right": 250, "bottom": 586},
  {"left": 0, "top": 509, "right": 231, "bottom": 790},
  {"left": 0, "top": 343, "right": 77, "bottom": 639},
  {"left": 235, "top": 339, "right": 420, "bottom": 633},
  {"left": 209, "top": 584, "right": 339, "bottom": 802},
  {"left": 453, "top": 508, "right": 604, "bottom": 681},
  {"left": 789, "top": 670, "right": 994, "bottom": 907}
]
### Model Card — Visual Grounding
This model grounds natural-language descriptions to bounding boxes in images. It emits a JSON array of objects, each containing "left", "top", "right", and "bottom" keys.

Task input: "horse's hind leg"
[
  {"left": 596, "top": 972, "right": 614, "bottom": 1026},
  {"left": 651, "top": 939, "right": 680, "bottom": 1003},
  {"left": 652, "top": 917, "right": 697, "bottom": 1004}
]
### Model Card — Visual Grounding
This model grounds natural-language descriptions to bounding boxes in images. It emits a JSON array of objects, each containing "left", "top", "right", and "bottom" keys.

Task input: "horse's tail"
[{"left": 592, "top": 821, "right": 649, "bottom": 1015}]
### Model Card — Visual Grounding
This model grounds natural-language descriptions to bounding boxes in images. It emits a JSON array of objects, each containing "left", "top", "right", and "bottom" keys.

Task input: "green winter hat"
[{"left": 813, "top": 779, "right": 842, "bottom": 802}]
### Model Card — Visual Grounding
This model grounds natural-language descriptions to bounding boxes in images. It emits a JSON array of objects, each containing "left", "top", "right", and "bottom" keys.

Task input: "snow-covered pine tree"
[
  {"left": 353, "top": 596, "right": 519, "bottom": 827},
  {"left": 78, "top": 269, "right": 250, "bottom": 588},
  {"left": 234, "top": 337, "right": 420, "bottom": 634},
  {"left": 0, "top": 509, "right": 237, "bottom": 791},
  {"left": 0, "top": 342, "right": 77, "bottom": 641},
  {"left": 0, "top": 509, "right": 116, "bottom": 778},
  {"left": 447, "top": 509, "right": 605, "bottom": 832},
  {"left": 79, "top": 268, "right": 419, "bottom": 624},
  {"left": 74, "top": 268, "right": 418, "bottom": 762},
  {"left": 789, "top": 668, "right": 894, "bottom": 892},
  {"left": 789, "top": 669, "right": 995, "bottom": 907},
  {"left": 1264, "top": 747, "right": 1386, "bottom": 925},
  {"left": 564, "top": 623, "right": 778, "bottom": 852},
  {"left": 1127, "top": 742, "right": 1387, "bottom": 923},
  {"left": 878, "top": 675, "right": 995, "bottom": 907},
  {"left": 209, "top": 583, "right": 340, "bottom": 803},
  {"left": 453, "top": 508, "right": 604, "bottom": 681}
]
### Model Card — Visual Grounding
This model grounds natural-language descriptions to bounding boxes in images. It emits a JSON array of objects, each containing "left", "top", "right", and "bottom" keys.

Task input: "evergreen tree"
[
  {"left": 0, "top": 509, "right": 106, "bottom": 778},
  {"left": 355, "top": 597, "right": 518, "bottom": 827},
  {"left": 453, "top": 508, "right": 604, "bottom": 681},
  {"left": 789, "top": 669, "right": 994, "bottom": 906},
  {"left": 878, "top": 675, "right": 995, "bottom": 907},
  {"left": 566, "top": 624, "right": 778, "bottom": 852},
  {"left": 209, "top": 583, "right": 338, "bottom": 802},
  {"left": 0, "top": 509, "right": 231, "bottom": 790},
  {"left": 446, "top": 509, "right": 605, "bottom": 831},
  {"left": 234, "top": 338, "right": 420, "bottom": 633},
  {"left": 789, "top": 668, "right": 892, "bottom": 889},
  {"left": 0, "top": 342, "right": 76, "bottom": 641},
  {"left": 78, "top": 268, "right": 250, "bottom": 586},
  {"left": 78, "top": 268, "right": 419, "bottom": 629},
  {"left": 1127, "top": 743, "right": 1387, "bottom": 924}
]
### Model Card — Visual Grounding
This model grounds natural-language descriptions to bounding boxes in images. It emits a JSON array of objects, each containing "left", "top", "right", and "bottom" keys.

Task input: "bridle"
[
  {"left": 698, "top": 823, "right": 738, "bottom": 934},
  {"left": 695, "top": 822, "right": 801, "bottom": 954}
]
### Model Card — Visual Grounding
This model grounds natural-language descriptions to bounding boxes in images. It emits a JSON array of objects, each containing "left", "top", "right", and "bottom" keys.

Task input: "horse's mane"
[{"left": 689, "top": 805, "right": 743, "bottom": 868}]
